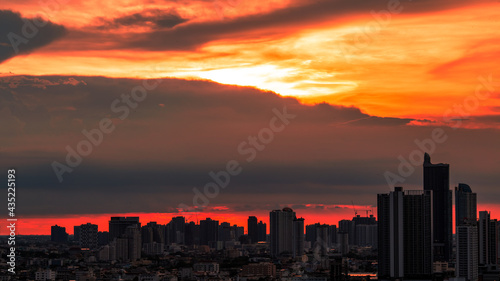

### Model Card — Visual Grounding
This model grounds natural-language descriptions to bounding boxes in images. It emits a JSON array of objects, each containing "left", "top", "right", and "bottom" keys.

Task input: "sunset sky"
[{"left": 1, "top": 0, "right": 500, "bottom": 234}]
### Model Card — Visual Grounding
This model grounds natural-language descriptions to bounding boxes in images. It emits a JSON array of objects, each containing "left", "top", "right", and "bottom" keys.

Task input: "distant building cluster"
[{"left": 18, "top": 153, "right": 500, "bottom": 281}]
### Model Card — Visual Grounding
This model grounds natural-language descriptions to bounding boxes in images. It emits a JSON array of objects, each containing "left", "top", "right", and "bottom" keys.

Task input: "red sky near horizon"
[
  {"left": 1, "top": 0, "right": 500, "bottom": 236},
  {"left": 13, "top": 203, "right": 500, "bottom": 235}
]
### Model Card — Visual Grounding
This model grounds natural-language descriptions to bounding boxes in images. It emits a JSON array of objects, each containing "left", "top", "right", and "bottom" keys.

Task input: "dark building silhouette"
[
  {"left": 79, "top": 223, "right": 98, "bottom": 249},
  {"left": 73, "top": 225, "right": 81, "bottom": 242},
  {"left": 51, "top": 225, "right": 68, "bottom": 243},
  {"left": 185, "top": 221, "right": 200, "bottom": 246},
  {"left": 479, "top": 211, "right": 498, "bottom": 265},
  {"left": 329, "top": 225, "right": 337, "bottom": 244},
  {"left": 248, "top": 216, "right": 258, "bottom": 243},
  {"left": 233, "top": 225, "right": 244, "bottom": 240},
  {"left": 293, "top": 217, "right": 305, "bottom": 258},
  {"left": 330, "top": 256, "right": 349, "bottom": 281},
  {"left": 306, "top": 223, "right": 331, "bottom": 249},
  {"left": 167, "top": 216, "right": 185, "bottom": 245},
  {"left": 218, "top": 222, "right": 233, "bottom": 242},
  {"left": 378, "top": 187, "right": 433, "bottom": 280},
  {"left": 270, "top": 207, "right": 296, "bottom": 257},
  {"left": 455, "top": 183, "right": 478, "bottom": 281},
  {"left": 257, "top": 220, "right": 267, "bottom": 242},
  {"left": 423, "top": 153, "right": 452, "bottom": 262},
  {"left": 97, "top": 231, "right": 109, "bottom": 246},
  {"left": 456, "top": 183, "right": 477, "bottom": 225},
  {"left": 338, "top": 219, "right": 356, "bottom": 246},
  {"left": 142, "top": 221, "right": 164, "bottom": 245},
  {"left": 200, "top": 218, "right": 219, "bottom": 246},
  {"left": 109, "top": 217, "right": 140, "bottom": 241}
]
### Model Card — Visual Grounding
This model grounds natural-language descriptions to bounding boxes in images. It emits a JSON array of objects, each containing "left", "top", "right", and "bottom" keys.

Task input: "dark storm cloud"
[
  {"left": 122, "top": 0, "right": 475, "bottom": 51},
  {"left": 95, "top": 9, "right": 187, "bottom": 30},
  {"left": 56, "top": 0, "right": 479, "bottom": 52},
  {"left": 1, "top": 75, "right": 499, "bottom": 215},
  {"left": 0, "top": 10, "right": 67, "bottom": 63}
]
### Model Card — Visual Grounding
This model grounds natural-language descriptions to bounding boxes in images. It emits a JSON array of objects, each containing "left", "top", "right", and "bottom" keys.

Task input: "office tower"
[
  {"left": 51, "top": 225, "right": 68, "bottom": 242},
  {"left": 109, "top": 217, "right": 140, "bottom": 241},
  {"left": 74, "top": 225, "right": 81, "bottom": 242},
  {"left": 456, "top": 183, "right": 477, "bottom": 225},
  {"left": 97, "top": 231, "right": 109, "bottom": 246},
  {"left": 248, "top": 216, "right": 258, "bottom": 243},
  {"left": 185, "top": 221, "right": 200, "bottom": 246},
  {"left": 232, "top": 225, "right": 244, "bottom": 240},
  {"left": 456, "top": 225, "right": 479, "bottom": 281},
  {"left": 306, "top": 223, "right": 330, "bottom": 248},
  {"left": 352, "top": 214, "right": 377, "bottom": 247},
  {"left": 338, "top": 219, "right": 356, "bottom": 246},
  {"left": 167, "top": 216, "right": 185, "bottom": 245},
  {"left": 329, "top": 225, "right": 337, "bottom": 244},
  {"left": 377, "top": 187, "right": 433, "bottom": 280},
  {"left": 200, "top": 218, "right": 219, "bottom": 246},
  {"left": 126, "top": 225, "right": 141, "bottom": 261},
  {"left": 293, "top": 217, "right": 305, "bottom": 258},
  {"left": 113, "top": 237, "right": 129, "bottom": 261},
  {"left": 330, "top": 256, "right": 349, "bottom": 281},
  {"left": 356, "top": 224, "right": 377, "bottom": 248},
  {"left": 306, "top": 224, "right": 317, "bottom": 244},
  {"left": 498, "top": 221, "right": 500, "bottom": 265},
  {"left": 455, "top": 183, "right": 478, "bottom": 281},
  {"left": 423, "top": 153, "right": 452, "bottom": 262},
  {"left": 258, "top": 221, "right": 267, "bottom": 242},
  {"left": 270, "top": 207, "right": 296, "bottom": 257},
  {"left": 336, "top": 232, "right": 349, "bottom": 255},
  {"left": 142, "top": 225, "right": 154, "bottom": 244},
  {"left": 142, "top": 221, "right": 164, "bottom": 244},
  {"left": 79, "top": 223, "right": 98, "bottom": 249},
  {"left": 479, "top": 211, "right": 499, "bottom": 265},
  {"left": 315, "top": 224, "right": 330, "bottom": 257},
  {"left": 218, "top": 222, "right": 233, "bottom": 242}
]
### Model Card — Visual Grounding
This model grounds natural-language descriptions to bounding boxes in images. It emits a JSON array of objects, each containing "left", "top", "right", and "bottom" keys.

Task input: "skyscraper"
[
  {"left": 125, "top": 225, "right": 141, "bottom": 261},
  {"left": 51, "top": 225, "right": 68, "bottom": 243},
  {"left": 456, "top": 183, "right": 477, "bottom": 225},
  {"left": 218, "top": 222, "right": 233, "bottom": 242},
  {"left": 258, "top": 221, "right": 267, "bottom": 242},
  {"left": 165, "top": 216, "right": 186, "bottom": 245},
  {"left": 338, "top": 219, "right": 356, "bottom": 246},
  {"left": 109, "top": 217, "right": 140, "bottom": 241},
  {"left": 456, "top": 225, "right": 478, "bottom": 281},
  {"left": 378, "top": 187, "right": 433, "bottom": 280},
  {"left": 455, "top": 183, "right": 478, "bottom": 281},
  {"left": 248, "top": 216, "right": 258, "bottom": 243},
  {"left": 79, "top": 223, "right": 98, "bottom": 249},
  {"left": 200, "top": 218, "right": 219, "bottom": 246},
  {"left": 293, "top": 217, "right": 305, "bottom": 258},
  {"left": 270, "top": 207, "right": 296, "bottom": 257},
  {"left": 74, "top": 225, "right": 81, "bottom": 242},
  {"left": 478, "top": 211, "right": 499, "bottom": 265},
  {"left": 423, "top": 153, "right": 452, "bottom": 262}
]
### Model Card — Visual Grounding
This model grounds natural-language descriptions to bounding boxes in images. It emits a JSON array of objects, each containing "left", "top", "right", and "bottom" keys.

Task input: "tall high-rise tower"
[
  {"left": 423, "top": 153, "right": 452, "bottom": 262},
  {"left": 455, "top": 183, "right": 478, "bottom": 281},
  {"left": 79, "top": 223, "right": 98, "bottom": 249},
  {"left": 248, "top": 216, "right": 258, "bottom": 243},
  {"left": 293, "top": 217, "right": 305, "bottom": 258},
  {"left": 478, "top": 211, "right": 499, "bottom": 265},
  {"left": 270, "top": 207, "right": 296, "bottom": 257},
  {"left": 109, "top": 217, "right": 140, "bottom": 241},
  {"left": 377, "top": 187, "right": 433, "bottom": 280}
]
